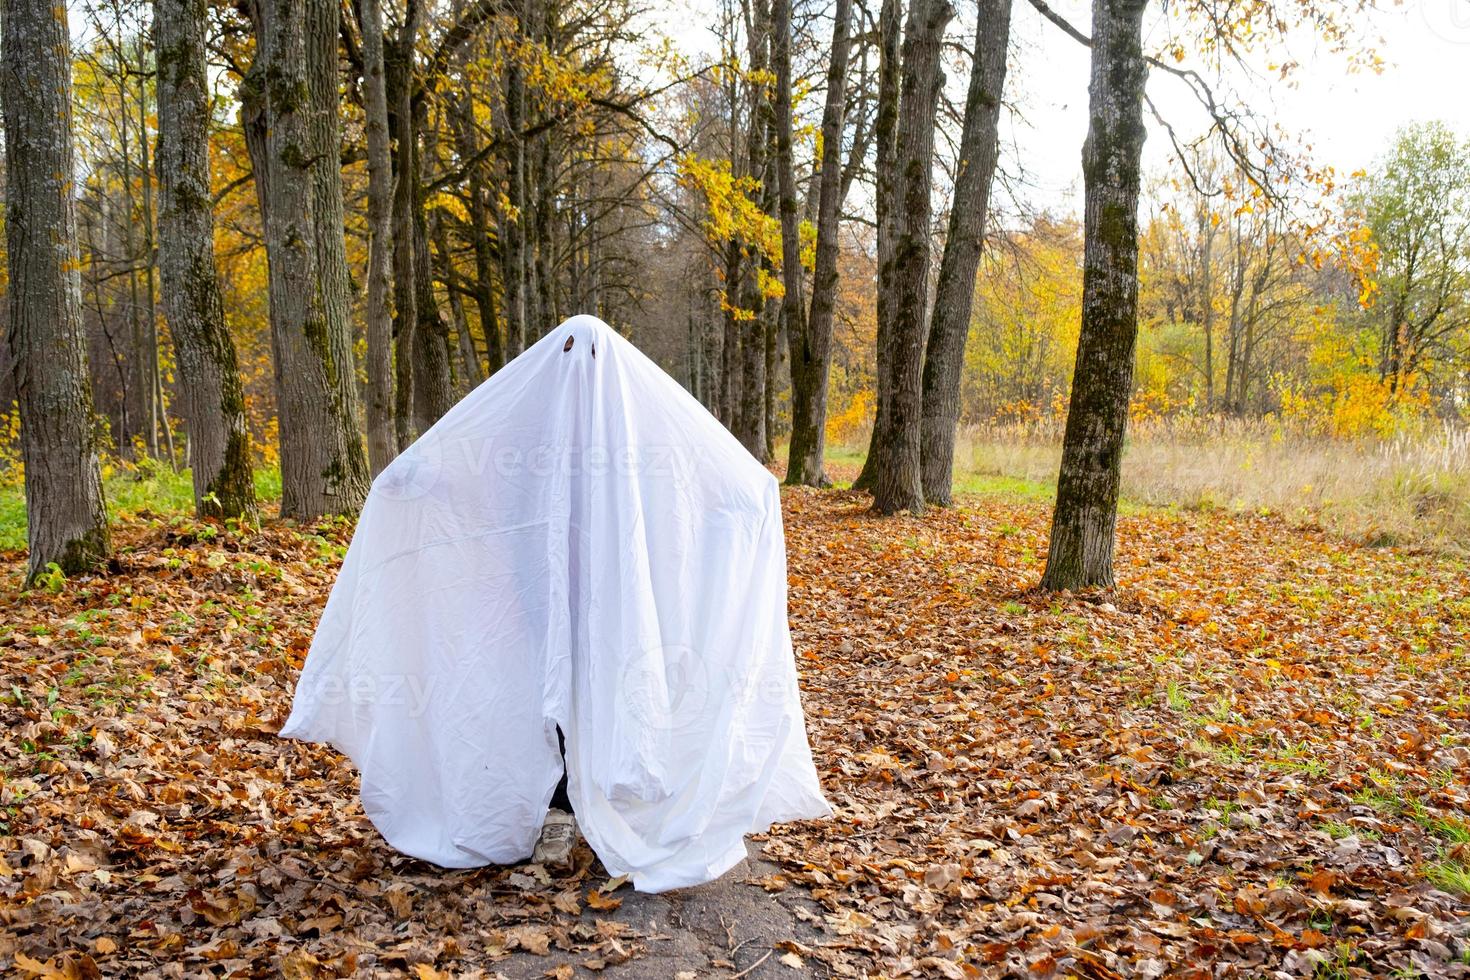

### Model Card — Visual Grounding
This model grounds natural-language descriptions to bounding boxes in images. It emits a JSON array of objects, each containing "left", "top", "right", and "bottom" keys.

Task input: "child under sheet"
[{"left": 279, "top": 314, "right": 831, "bottom": 893}]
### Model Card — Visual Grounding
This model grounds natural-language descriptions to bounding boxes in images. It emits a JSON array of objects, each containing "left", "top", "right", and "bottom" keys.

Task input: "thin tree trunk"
[
  {"left": 84, "top": 206, "right": 132, "bottom": 445},
  {"left": 244, "top": 0, "right": 370, "bottom": 519},
  {"left": 853, "top": 0, "right": 902, "bottom": 491},
  {"left": 359, "top": 0, "right": 397, "bottom": 475},
  {"left": 738, "top": 302, "right": 768, "bottom": 456},
  {"left": 784, "top": 0, "right": 853, "bottom": 487},
  {"left": 1199, "top": 206, "right": 1215, "bottom": 409},
  {"left": 763, "top": 286, "right": 780, "bottom": 463},
  {"left": 533, "top": 130, "right": 556, "bottom": 329},
  {"left": 136, "top": 55, "right": 177, "bottom": 469},
  {"left": 868, "top": 0, "right": 954, "bottom": 515},
  {"left": 116, "top": 61, "right": 155, "bottom": 459},
  {"left": 155, "top": 0, "right": 258, "bottom": 519},
  {"left": 410, "top": 122, "right": 456, "bottom": 431},
  {"left": 387, "top": 29, "right": 418, "bottom": 447},
  {"left": 737, "top": 0, "right": 772, "bottom": 458},
  {"left": 433, "top": 213, "right": 484, "bottom": 391},
  {"left": 918, "top": 0, "right": 1012, "bottom": 505},
  {"left": 717, "top": 238, "right": 742, "bottom": 426},
  {"left": 450, "top": 88, "right": 504, "bottom": 373},
  {"left": 1039, "top": 0, "right": 1149, "bottom": 591},
  {"left": 2, "top": 0, "right": 112, "bottom": 578},
  {"left": 502, "top": 34, "right": 529, "bottom": 357}
]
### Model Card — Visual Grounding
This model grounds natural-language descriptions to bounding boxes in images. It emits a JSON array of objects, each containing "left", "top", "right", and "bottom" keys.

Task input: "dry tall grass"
[
  {"left": 963, "top": 418, "right": 1470, "bottom": 552},
  {"left": 833, "top": 418, "right": 1470, "bottom": 553}
]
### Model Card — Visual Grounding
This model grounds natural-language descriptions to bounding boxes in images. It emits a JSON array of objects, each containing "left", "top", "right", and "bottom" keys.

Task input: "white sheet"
[{"left": 279, "top": 314, "right": 831, "bottom": 891}]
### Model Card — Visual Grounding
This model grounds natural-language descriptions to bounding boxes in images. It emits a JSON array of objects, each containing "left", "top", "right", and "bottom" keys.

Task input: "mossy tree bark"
[
  {"left": 1039, "top": 0, "right": 1150, "bottom": 591},
  {"left": 918, "top": 0, "right": 1012, "bottom": 506},
  {"left": 385, "top": 27, "right": 419, "bottom": 451},
  {"left": 736, "top": 0, "right": 773, "bottom": 460},
  {"left": 867, "top": 0, "right": 954, "bottom": 515},
  {"left": 243, "top": 0, "right": 370, "bottom": 519},
  {"left": 1, "top": 0, "right": 112, "bottom": 580},
  {"left": 852, "top": 0, "right": 903, "bottom": 493},
  {"left": 356, "top": 0, "right": 398, "bottom": 477},
  {"left": 154, "top": 0, "right": 258, "bottom": 521},
  {"left": 409, "top": 125, "right": 456, "bottom": 433},
  {"left": 783, "top": 0, "right": 854, "bottom": 488},
  {"left": 501, "top": 22, "right": 529, "bottom": 360}
]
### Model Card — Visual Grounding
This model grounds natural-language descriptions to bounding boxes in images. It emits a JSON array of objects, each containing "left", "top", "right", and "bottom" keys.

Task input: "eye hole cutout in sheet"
[{"left": 563, "top": 335, "right": 575, "bottom": 353}]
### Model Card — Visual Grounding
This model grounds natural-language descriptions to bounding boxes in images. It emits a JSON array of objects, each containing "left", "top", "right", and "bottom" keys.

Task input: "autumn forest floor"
[{"left": 0, "top": 470, "right": 1468, "bottom": 978}]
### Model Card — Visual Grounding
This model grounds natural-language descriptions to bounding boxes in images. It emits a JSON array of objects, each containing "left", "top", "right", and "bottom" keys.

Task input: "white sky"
[
  {"left": 65, "top": 0, "right": 1468, "bottom": 221},
  {"left": 1006, "top": 0, "right": 1470, "bottom": 214},
  {"left": 661, "top": 0, "right": 1470, "bottom": 217}
]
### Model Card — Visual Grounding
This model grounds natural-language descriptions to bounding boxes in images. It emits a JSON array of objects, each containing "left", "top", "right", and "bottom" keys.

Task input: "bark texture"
[
  {"left": 1039, "top": 0, "right": 1150, "bottom": 590},
  {"left": 502, "top": 32, "right": 529, "bottom": 358},
  {"left": 358, "top": 0, "right": 397, "bottom": 476},
  {"left": 386, "top": 32, "right": 418, "bottom": 450},
  {"left": 852, "top": 0, "right": 903, "bottom": 492},
  {"left": 450, "top": 88, "right": 505, "bottom": 373},
  {"left": 784, "top": 0, "right": 853, "bottom": 488},
  {"left": 244, "top": 0, "right": 370, "bottom": 519},
  {"left": 155, "top": 0, "right": 258, "bottom": 520},
  {"left": 736, "top": 0, "right": 773, "bottom": 459},
  {"left": 918, "top": 0, "right": 1012, "bottom": 505},
  {"left": 409, "top": 130, "right": 456, "bottom": 432},
  {"left": 2, "top": 0, "right": 112, "bottom": 578},
  {"left": 868, "top": 0, "right": 953, "bottom": 515}
]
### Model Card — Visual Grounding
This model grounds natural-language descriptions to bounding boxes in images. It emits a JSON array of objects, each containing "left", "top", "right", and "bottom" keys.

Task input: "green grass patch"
[
  {"left": 952, "top": 471, "right": 1055, "bottom": 503},
  {"left": 1321, "top": 820, "right": 1381, "bottom": 840},
  {"left": 1424, "top": 858, "right": 1470, "bottom": 895},
  {"left": 1351, "top": 786, "right": 1404, "bottom": 815},
  {"left": 1166, "top": 680, "right": 1193, "bottom": 712},
  {"left": 0, "top": 461, "right": 283, "bottom": 552}
]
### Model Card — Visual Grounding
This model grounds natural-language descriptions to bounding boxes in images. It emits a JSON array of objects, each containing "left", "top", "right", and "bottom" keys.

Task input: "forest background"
[{"left": 1, "top": 0, "right": 1469, "bottom": 555}]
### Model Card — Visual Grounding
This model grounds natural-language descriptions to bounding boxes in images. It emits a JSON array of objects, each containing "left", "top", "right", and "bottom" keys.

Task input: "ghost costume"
[{"left": 279, "top": 314, "right": 831, "bottom": 892}]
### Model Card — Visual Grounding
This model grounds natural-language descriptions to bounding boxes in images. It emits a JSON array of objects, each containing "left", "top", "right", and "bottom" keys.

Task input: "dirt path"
[{"left": 518, "top": 842, "right": 827, "bottom": 979}]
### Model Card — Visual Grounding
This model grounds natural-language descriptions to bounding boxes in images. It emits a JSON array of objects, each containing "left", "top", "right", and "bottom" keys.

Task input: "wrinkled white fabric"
[{"left": 279, "top": 314, "right": 831, "bottom": 892}]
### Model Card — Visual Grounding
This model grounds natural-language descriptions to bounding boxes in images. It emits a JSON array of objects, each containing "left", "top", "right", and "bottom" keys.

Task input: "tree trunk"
[
  {"left": 868, "top": 0, "right": 953, "bottom": 515},
  {"left": 358, "top": 0, "right": 397, "bottom": 475},
  {"left": 1039, "top": 0, "right": 1149, "bottom": 591},
  {"left": 305, "top": 0, "right": 366, "bottom": 453},
  {"left": 155, "top": 0, "right": 258, "bottom": 519},
  {"left": 433, "top": 213, "right": 484, "bottom": 392},
  {"left": 918, "top": 0, "right": 1012, "bottom": 505},
  {"left": 410, "top": 122, "right": 456, "bottom": 431},
  {"left": 738, "top": 303, "right": 768, "bottom": 457},
  {"left": 1199, "top": 205, "right": 1215, "bottom": 409},
  {"left": 244, "top": 0, "right": 370, "bottom": 519},
  {"left": 784, "top": 0, "right": 853, "bottom": 487},
  {"left": 450, "top": 89, "right": 504, "bottom": 373},
  {"left": 136, "top": 57, "right": 177, "bottom": 470},
  {"left": 717, "top": 238, "right": 742, "bottom": 426},
  {"left": 735, "top": 0, "right": 772, "bottom": 457},
  {"left": 853, "top": 0, "right": 903, "bottom": 492},
  {"left": 533, "top": 131, "right": 557, "bottom": 330},
  {"left": 763, "top": 288, "right": 780, "bottom": 463},
  {"left": 502, "top": 38, "right": 529, "bottom": 358},
  {"left": 116, "top": 62, "right": 155, "bottom": 459},
  {"left": 387, "top": 31, "right": 418, "bottom": 448},
  {"left": 2, "top": 0, "right": 112, "bottom": 579}
]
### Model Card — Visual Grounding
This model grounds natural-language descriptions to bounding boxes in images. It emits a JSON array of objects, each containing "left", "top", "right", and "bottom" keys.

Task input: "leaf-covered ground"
[{"left": 0, "top": 486, "right": 1467, "bottom": 978}]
